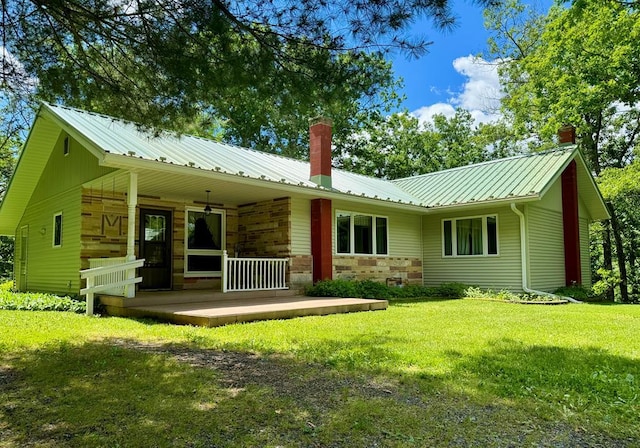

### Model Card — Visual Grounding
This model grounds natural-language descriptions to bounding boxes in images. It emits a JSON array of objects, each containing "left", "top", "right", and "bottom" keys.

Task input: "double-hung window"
[
  {"left": 185, "top": 208, "right": 225, "bottom": 276},
  {"left": 336, "top": 211, "right": 388, "bottom": 255},
  {"left": 442, "top": 215, "right": 498, "bottom": 257}
]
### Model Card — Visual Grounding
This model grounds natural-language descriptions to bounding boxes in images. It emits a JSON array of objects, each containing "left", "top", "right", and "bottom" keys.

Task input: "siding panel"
[
  {"left": 18, "top": 189, "right": 82, "bottom": 294},
  {"left": 528, "top": 205, "right": 565, "bottom": 291},
  {"left": 422, "top": 206, "right": 522, "bottom": 290},
  {"left": 291, "top": 197, "right": 311, "bottom": 255}
]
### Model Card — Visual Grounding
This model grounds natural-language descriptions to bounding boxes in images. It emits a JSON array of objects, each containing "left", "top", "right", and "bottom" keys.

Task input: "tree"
[
  {"left": 485, "top": 0, "right": 640, "bottom": 301},
  {"left": 336, "top": 108, "right": 520, "bottom": 179},
  {"left": 0, "top": 135, "right": 17, "bottom": 281},
  {"left": 0, "top": 0, "right": 500, "bottom": 155}
]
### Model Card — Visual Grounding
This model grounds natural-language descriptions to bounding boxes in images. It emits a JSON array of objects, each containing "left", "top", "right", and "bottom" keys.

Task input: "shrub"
[
  {"left": 432, "top": 282, "right": 468, "bottom": 299},
  {"left": 357, "top": 280, "right": 390, "bottom": 299},
  {"left": 306, "top": 279, "right": 467, "bottom": 300},
  {"left": 0, "top": 289, "right": 86, "bottom": 313},
  {"left": 0, "top": 280, "right": 14, "bottom": 292},
  {"left": 305, "top": 279, "right": 359, "bottom": 298},
  {"left": 553, "top": 285, "right": 602, "bottom": 302}
]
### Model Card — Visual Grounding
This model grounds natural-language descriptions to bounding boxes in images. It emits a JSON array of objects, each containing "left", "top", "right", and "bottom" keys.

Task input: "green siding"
[
  {"left": 527, "top": 205, "right": 565, "bottom": 291},
  {"left": 291, "top": 197, "right": 311, "bottom": 255},
  {"left": 527, "top": 180, "right": 565, "bottom": 291},
  {"left": 331, "top": 200, "right": 422, "bottom": 258},
  {"left": 422, "top": 206, "right": 522, "bottom": 290},
  {"left": 17, "top": 188, "right": 82, "bottom": 294},
  {"left": 30, "top": 132, "right": 114, "bottom": 204},
  {"left": 13, "top": 132, "right": 113, "bottom": 294}
]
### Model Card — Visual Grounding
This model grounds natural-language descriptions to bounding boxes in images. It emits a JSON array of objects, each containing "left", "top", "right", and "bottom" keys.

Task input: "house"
[{"left": 0, "top": 103, "right": 609, "bottom": 302}]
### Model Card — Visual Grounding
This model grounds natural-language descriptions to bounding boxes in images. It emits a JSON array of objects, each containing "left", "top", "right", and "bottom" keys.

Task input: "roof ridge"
[{"left": 392, "top": 147, "right": 575, "bottom": 183}]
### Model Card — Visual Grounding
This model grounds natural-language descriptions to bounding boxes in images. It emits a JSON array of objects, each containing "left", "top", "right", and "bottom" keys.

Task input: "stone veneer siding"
[
  {"left": 80, "top": 189, "right": 238, "bottom": 290},
  {"left": 289, "top": 255, "right": 313, "bottom": 290},
  {"left": 333, "top": 256, "right": 423, "bottom": 285},
  {"left": 237, "top": 197, "right": 291, "bottom": 258}
]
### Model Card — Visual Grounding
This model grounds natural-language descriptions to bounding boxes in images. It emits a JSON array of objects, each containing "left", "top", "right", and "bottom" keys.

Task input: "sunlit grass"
[{"left": 1, "top": 300, "right": 639, "bottom": 446}]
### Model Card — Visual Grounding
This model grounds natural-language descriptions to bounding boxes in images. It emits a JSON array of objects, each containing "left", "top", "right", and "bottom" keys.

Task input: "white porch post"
[{"left": 125, "top": 172, "right": 138, "bottom": 298}]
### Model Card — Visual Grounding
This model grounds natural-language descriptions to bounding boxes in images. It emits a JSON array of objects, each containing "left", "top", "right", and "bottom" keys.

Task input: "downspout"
[{"left": 510, "top": 203, "right": 581, "bottom": 303}]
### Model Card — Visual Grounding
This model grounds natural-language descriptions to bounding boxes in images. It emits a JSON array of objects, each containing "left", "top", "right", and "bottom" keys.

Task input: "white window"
[
  {"left": 336, "top": 211, "right": 388, "bottom": 255},
  {"left": 442, "top": 215, "right": 498, "bottom": 257},
  {"left": 53, "top": 212, "right": 63, "bottom": 247},
  {"left": 184, "top": 208, "right": 225, "bottom": 277}
]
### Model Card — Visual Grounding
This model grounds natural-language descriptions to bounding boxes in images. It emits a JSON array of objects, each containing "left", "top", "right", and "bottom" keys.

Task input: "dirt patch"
[{"left": 111, "top": 340, "right": 636, "bottom": 448}]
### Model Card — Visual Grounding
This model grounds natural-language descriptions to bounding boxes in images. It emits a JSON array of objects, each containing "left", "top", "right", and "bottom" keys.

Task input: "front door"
[{"left": 139, "top": 209, "right": 172, "bottom": 290}]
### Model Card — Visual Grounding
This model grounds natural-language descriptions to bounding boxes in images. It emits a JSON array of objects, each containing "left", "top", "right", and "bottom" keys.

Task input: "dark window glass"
[
  {"left": 336, "top": 214, "right": 351, "bottom": 253},
  {"left": 354, "top": 214, "right": 373, "bottom": 254},
  {"left": 456, "top": 218, "right": 483, "bottom": 255},
  {"left": 443, "top": 220, "right": 452, "bottom": 256},
  {"left": 53, "top": 214, "right": 62, "bottom": 247},
  {"left": 487, "top": 216, "right": 498, "bottom": 255},
  {"left": 187, "top": 255, "right": 222, "bottom": 272},
  {"left": 376, "top": 217, "right": 388, "bottom": 255},
  {"left": 188, "top": 211, "right": 222, "bottom": 250}
]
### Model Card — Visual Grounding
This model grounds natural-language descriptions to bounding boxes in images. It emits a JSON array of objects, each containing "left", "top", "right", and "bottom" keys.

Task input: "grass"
[{"left": 1, "top": 300, "right": 639, "bottom": 446}]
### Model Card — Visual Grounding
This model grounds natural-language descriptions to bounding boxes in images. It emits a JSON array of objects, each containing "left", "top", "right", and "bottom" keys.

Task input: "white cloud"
[{"left": 412, "top": 55, "right": 502, "bottom": 126}]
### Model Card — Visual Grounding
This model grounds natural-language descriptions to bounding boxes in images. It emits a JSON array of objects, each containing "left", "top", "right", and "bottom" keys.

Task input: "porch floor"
[{"left": 99, "top": 290, "right": 388, "bottom": 327}]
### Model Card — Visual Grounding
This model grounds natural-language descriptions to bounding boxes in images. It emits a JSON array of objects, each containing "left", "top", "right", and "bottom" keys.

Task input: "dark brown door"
[{"left": 139, "top": 209, "right": 172, "bottom": 290}]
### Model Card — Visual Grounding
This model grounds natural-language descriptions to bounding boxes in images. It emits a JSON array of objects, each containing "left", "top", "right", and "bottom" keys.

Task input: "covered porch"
[
  {"left": 79, "top": 165, "right": 314, "bottom": 314},
  {"left": 98, "top": 289, "right": 388, "bottom": 327}
]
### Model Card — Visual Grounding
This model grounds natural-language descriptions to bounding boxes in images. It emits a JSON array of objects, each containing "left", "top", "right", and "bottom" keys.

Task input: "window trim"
[
  {"left": 335, "top": 210, "right": 389, "bottom": 256},
  {"left": 52, "top": 211, "right": 63, "bottom": 248},
  {"left": 184, "top": 206, "right": 225, "bottom": 277},
  {"left": 441, "top": 214, "right": 499, "bottom": 258}
]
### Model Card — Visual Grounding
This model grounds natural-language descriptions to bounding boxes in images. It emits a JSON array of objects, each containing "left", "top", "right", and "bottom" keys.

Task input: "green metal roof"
[
  {"left": 393, "top": 148, "right": 609, "bottom": 219},
  {"left": 0, "top": 104, "right": 610, "bottom": 235},
  {"left": 43, "top": 103, "right": 420, "bottom": 203}
]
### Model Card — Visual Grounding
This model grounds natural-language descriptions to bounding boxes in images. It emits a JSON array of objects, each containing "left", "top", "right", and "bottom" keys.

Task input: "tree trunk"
[
  {"left": 602, "top": 222, "right": 615, "bottom": 301},
  {"left": 629, "top": 237, "right": 638, "bottom": 299},
  {"left": 607, "top": 202, "right": 629, "bottom": 302}
]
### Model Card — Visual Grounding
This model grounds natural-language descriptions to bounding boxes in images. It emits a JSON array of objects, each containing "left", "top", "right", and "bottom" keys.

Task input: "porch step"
[{"left": 98, "top": 288, "right": 301, "bottom": 308}]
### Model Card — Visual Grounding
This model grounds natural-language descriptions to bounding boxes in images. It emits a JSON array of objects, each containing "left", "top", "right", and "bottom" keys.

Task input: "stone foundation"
[
  {"left": 289, "top": 255, "right": 313, "bottom": 291},
  {"left": 333, "top": 256, "right": 422, "bottom": 285}
]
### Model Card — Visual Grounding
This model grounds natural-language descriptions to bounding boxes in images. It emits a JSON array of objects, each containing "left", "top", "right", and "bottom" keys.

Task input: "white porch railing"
[
  {"left": 222, "top": 250, "right": 289, "bottom": 292},
  {"left": 88, "top": 257, "right": 128, "bottom": 296},
  {"left": 80, "top": 258, "right": 145, "bottom": 316}
]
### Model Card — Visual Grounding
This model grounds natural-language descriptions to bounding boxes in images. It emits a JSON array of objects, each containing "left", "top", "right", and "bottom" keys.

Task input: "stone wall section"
[
  {"left": 333, "top": 256, "right": 422, "bottom": 285},
  {"left": 289, "top": 255, "right": 313, "bottom": 291},
  {"left": 238, "top": 197, "right": 291, "bottom": 258}
]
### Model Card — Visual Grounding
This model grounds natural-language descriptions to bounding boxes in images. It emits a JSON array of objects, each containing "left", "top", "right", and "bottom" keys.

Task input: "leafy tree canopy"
[
  {"left": 336, "top": 108, "right": 520, "bottom": 179},
  {"left": 0, "top": 0, "right": 499, "bottom": 157},
  {"left": 485, "top": 0, "right": 640, "bottom": 171}
]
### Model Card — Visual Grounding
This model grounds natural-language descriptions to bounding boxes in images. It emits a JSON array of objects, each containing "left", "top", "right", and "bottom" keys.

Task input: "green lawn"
[{"left": 1, "top": 299, "right": 639, "bottom": 447}]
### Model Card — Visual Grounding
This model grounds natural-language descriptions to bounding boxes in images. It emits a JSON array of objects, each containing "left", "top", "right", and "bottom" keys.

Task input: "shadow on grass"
[
  {"left": 451, "top": 338, "right": 640, "bottom": 436},
  {"left": 2, "top": 336, "right": 638, "bottom": 446}
]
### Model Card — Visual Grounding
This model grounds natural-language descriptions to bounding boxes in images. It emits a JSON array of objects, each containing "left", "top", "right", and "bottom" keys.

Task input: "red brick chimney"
[
  {"left": 558, "top": 124, "right": 576, "bottom": 145},
  {"left": 309, "top": 117, "right": 333, "bottom": 189}
]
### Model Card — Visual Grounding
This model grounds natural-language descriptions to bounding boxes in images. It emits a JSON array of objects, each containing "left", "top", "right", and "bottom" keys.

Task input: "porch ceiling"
[{"left": 84, "top": 168, "right": 305, "bottom": 206}]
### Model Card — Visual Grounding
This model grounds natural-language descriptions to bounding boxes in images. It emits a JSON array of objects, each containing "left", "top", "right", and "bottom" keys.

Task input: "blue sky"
[{"left": 391, "top": 0, "right": 554, "bottom": 124}]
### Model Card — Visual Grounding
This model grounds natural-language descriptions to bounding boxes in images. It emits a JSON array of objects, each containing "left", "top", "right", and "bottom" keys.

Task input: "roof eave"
[
  {"left": 102, "top": 153, "right": 431, "bottom": 213},
  {"left": 424, "top": 195, "right": 541, "bottom": 213}
]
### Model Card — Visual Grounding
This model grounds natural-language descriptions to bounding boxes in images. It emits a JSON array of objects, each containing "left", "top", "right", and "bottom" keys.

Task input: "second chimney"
[
  {"left": 558, "top": 124, "right": 576, "bottom": 145},
  {"left": 309, "top": 117, "right": 333, "bottom": 189}
]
